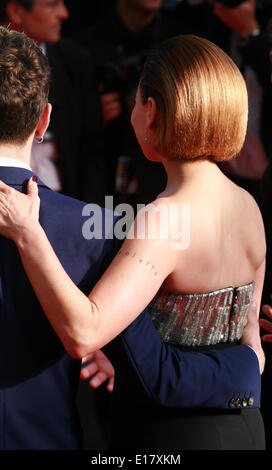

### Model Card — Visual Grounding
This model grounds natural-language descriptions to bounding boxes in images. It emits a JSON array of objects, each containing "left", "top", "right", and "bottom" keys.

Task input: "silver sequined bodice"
[{"left": 150, "top": 282, "right": 254, "bottom": 347}]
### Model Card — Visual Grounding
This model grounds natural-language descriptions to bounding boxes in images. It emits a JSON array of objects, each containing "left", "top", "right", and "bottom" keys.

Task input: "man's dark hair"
[
  {"left": 0, "top": 26, "right": 51, "bottom": 144},
  {"left": 0, "top": 1, "right": 35, "bottom": 23}
]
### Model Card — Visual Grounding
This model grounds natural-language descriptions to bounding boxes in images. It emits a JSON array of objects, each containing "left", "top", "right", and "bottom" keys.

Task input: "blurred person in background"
[
  {"left": 73, "top": 0, "right": 208, "bottom": 208},
  {"left": 62, "top": 0, "right": 116, "bottom": 35},
  {"left": 214, "top": 0, "right": 272, "bottom": 205},
  {"left": 0, "top": 0, "right": 106, "bottom": 205}
]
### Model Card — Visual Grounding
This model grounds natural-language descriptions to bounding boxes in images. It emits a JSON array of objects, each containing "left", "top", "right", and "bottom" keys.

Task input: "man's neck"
[
  {"left": 0, "top": 142, "right": 32, "bottom": 166},
  {"left": 117, "top": 0, "right": 158, "bottom": 32}
]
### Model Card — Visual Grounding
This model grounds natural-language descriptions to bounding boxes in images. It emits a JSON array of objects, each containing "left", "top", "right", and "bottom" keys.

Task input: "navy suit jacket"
[{"left": 0, "top": 167, "right": 261, "bottom": 450}]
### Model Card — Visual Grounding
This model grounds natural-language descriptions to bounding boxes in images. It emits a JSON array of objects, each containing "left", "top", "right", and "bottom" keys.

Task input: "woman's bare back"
[{"left": 160, "top": 169, "right": 266, "bottom": 302}]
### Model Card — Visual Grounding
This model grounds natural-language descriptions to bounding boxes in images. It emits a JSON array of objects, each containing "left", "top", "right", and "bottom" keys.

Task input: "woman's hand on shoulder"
[
  {"left": 0, "top": 177, "right": 41, "bottom": 245},
  {"left": 260, "top": 296, "right": 272, "bottom": 343}
]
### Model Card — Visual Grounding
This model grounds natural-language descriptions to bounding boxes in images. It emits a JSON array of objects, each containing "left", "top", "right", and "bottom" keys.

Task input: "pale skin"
[
  {"left": 81, "top": 351, "right": 114, "bottom": 392},
  {"left": 0, "top": 91, "right": 266, "bottom": 371}
]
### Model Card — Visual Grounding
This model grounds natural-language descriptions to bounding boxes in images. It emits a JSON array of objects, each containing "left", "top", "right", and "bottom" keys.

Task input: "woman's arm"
[{"left": 0, "top": 179, "right": 177, "bottom": 357}]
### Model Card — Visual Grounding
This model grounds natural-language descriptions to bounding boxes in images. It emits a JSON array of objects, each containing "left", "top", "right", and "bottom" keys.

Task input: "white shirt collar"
[{"left": 0, "top": 157, "right": 32, "bottom": 171}]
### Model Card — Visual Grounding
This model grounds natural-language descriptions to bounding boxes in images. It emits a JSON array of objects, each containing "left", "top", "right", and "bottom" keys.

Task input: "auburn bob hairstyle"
[{"left": 139, "top": 34, "right": 248, "bottom": 161}]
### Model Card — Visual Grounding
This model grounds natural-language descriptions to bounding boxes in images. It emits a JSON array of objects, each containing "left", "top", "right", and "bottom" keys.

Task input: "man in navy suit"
[{"left": 0, "top": 26, "right": 263, "bottom": 450}]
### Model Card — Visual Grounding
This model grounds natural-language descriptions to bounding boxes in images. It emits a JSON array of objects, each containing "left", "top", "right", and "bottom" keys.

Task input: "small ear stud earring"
[{"left": 36, "top": 136, "right": 44, "bottom": 144}]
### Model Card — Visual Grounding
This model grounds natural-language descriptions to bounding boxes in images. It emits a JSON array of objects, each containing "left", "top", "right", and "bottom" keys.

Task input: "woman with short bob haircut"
[
  {"left": 0, "top": 34, "right": 266, "bottom": 449},
  {"left": 139, "top": 35, "right": 248, "bottom": 161}
]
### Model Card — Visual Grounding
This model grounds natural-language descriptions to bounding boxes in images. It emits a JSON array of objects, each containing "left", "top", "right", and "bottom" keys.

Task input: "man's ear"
[
  {"left": 6, "top": 1, "right": 26, "bottom": 26},
  {"left": 35, "top": 103, "right": 52, "bottom": 140},
  {"left": 145, "top": 97, "right": 158, "bottom": 129}
]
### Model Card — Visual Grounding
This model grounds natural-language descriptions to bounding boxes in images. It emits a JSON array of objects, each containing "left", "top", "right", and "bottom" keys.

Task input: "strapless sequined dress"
[
  {"left": 110, "top": 282, "right": 265, "bottom": 450},
  {"left": 150, "top": 282, "right": 254, "bottom": 349}
]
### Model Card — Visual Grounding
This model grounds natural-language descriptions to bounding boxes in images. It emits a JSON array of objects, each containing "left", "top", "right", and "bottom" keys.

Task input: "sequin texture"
[{"left": 150, "top": 282, "right": 254, "bottom": 347}]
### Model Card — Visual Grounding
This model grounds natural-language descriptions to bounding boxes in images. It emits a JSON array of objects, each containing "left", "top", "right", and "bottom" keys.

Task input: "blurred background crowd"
[{"left": 1, "top": 0, "right": 272, "bottom": 450}]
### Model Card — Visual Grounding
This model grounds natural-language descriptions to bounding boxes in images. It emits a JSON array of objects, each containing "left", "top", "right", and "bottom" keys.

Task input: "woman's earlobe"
[{"left": 146, "top": 97, "right": 157, "bottom": 126}]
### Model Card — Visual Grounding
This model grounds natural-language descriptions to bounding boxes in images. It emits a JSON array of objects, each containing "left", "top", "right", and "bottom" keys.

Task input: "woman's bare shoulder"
[
  {"left": 236, "top": 185, "right": 266, "bottom": 265},
  {"left": 236, "top": 185, "right": 264, "bottom": 225}
]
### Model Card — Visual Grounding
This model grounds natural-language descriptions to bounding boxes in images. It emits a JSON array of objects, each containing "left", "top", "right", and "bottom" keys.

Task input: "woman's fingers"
[
  {"left": 27, "top": 177, "right": 40, "bottom": 220},
  {"left": 81, "top": 365, "right": 113, "bottom": 390},
  {"left": 88, "top": 371, "right": 109, "bottom": 389},
  {"left": 262, "top": 334, "right": 272, "bottom": 343},
  {"left": 259, "top": 301, "right": 272, "bottom": 345},
  {"left": 81, "top": 353, "right": 94, "bottom": 364},
  {"left": 0, "top": 177, "right": 40, "bottom": 242},
  {"left": 107, "top": 376, "right": 114, "bottom": 393},
  {"left": 259, "top": 318, "right": 272, "bottom": 333},
  {"left": 262, "top": 304, "right": 272, "bottom": 320},
  {"left": 80, "top": 361, "right": 98, "bottom": 380},
  {"left": 0, "top": 179, "right": 12, "bottom": 193},
  {"left": 27, "top": 176, "right": 38, "bottom": 195},
  {"left": 80, "top": 351, "right": 114, "bottom": 391}
]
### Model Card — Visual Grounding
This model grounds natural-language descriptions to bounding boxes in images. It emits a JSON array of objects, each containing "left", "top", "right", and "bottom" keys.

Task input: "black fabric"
[
  {"left": 46, "top": 38, "right": 107, "bottom": 205},
  {"left": 111, "top": 404, "right": 265, "bottom": 450}
]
